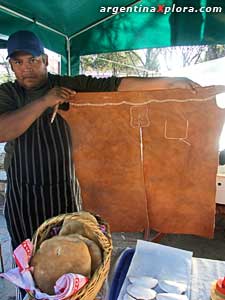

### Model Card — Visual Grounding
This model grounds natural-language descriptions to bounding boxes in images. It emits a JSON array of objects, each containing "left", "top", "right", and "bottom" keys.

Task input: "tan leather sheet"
[
  {"left": 60, "top": 104, "right": 149, "bottom": 232},
  {"left": 60, "top": 86, "right": 225, "bottom": 237}
]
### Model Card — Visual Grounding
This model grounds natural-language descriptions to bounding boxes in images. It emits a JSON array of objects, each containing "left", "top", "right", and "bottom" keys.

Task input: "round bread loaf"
[
  {"left": 59, "top": 219, "right": 98, "bottom": 244},
  {"left": 75, "top": 211, "right": 98, "bottom": 224},
  {"left": 68, "top": 234, "right": 102, "bottom": 274},
  {"left": 30, "top": 235, "right": 91, "bottom": 295}
]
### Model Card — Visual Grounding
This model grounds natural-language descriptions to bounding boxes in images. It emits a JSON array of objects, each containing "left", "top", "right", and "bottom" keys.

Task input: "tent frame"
[{"left": 0, "top": 0, "right": 141, "bottom": 75}]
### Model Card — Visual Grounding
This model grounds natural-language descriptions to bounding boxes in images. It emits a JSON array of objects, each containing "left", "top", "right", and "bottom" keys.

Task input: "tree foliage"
[
  {"left": 204, "top": 45, "right": 225, "bottom": 61},
  {"left": 0, "top": 52, "right": 14, "bottom": 83},
  {"left": 80, "top": 45, "right": 225, "bottom": 77},
  {"left": 0, "top": 45, "right": 225, "bottom": 83},
  {"left": 80, "top": 51, "right": 143, "bottom": 76}
]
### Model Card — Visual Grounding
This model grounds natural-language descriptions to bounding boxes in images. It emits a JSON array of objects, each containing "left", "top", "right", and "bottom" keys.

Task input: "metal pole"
[
  {"left": 69, "top": 0, "right": 142, "bottom": 39},
  {"left": 0, "top": 5, "right": 67, "bottom": 38},
  {"left": 0, "top": 5, "right": 71, "bottom": 74},
  {"left": 66, "top": 37, "right": 71, "bottom": 76}
]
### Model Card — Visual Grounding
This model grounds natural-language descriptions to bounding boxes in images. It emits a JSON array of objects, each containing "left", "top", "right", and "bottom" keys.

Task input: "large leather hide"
[{"left": 60, "top": 86, "right": 225, "bottom": 237}]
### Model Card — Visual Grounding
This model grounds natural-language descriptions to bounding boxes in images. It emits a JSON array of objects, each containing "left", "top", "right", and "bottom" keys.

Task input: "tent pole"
[
  {"left": 66, "top": 37, "right": 71, "bottom": 76},
  {"left": 0, "top": 5, "right": 70, "bottom": 75},
  {"left": 0, "top": 5, "right": 66, "bottom": 38},
  {"left": 69, "top": 0, "right": 142, "bottom": 39}
]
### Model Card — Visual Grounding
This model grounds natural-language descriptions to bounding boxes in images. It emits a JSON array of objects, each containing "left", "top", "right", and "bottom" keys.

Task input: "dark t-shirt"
[
  {"left": 0, "top": 73, "right": 121, "bottom": 113},
  {"left": 0, "top": 73, "right": 122, "bottom": 170}
]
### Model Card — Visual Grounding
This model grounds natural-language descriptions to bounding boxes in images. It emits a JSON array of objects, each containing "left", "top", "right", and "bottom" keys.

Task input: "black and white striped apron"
[{"left": 4, "top": 112, "right": 82, "bottom": 250}]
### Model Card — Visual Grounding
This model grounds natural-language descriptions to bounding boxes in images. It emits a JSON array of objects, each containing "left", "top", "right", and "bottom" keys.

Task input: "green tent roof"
[{"left": 0, "top": 0, "right": 224, "bottom": 74}]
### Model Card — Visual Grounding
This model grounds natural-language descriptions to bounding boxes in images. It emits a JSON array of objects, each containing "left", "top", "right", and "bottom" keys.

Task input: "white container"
[{"left": 216, "top": 174, "right": 225, "bottom": 205}]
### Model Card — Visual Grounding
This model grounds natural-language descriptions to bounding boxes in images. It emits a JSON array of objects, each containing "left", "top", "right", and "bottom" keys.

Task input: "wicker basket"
[{"left": 30, "top": 212, "right": 112, "bottom": 300}]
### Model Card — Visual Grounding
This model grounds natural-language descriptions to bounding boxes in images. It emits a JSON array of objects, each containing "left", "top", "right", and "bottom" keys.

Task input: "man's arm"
[
  {"left": 118, "top": 77, "right": 199, "bottom": 91},
  {"left": 0, "top": 87, "right": 76, "bottom": 142}
]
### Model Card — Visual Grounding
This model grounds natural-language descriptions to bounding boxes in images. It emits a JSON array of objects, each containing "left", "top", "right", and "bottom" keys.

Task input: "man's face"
[{"left": 9, "top": 52, "right": 48, "bottom": 90}]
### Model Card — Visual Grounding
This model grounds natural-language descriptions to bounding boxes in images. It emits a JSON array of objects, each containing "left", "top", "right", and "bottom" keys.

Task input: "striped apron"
[{"left": 4, "top": 112, "right": 82, "bottom": 250}]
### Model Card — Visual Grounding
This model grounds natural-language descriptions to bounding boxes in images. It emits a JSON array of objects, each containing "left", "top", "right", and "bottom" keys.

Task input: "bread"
[
  {"left": 74, "top": 211, "right": 98, "bottom": 224},
  {"left": 30, "top": 235, "right": 91, "bottom": 294},
  {"left": 59, "top": 218, "right": 98, "bottom": 244},
  {"left": 68, "top": 234, "right": 102, "bottom": 274}
]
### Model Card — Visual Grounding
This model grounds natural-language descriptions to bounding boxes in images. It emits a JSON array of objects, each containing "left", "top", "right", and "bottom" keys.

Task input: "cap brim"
[{"left": 7, "top": 48, "right": 43, "bottom": 59}]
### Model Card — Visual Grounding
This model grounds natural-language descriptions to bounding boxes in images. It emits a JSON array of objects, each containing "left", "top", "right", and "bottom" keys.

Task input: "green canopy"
[{"left": 0, "top": 0, "right": 224, "bottom": 75}]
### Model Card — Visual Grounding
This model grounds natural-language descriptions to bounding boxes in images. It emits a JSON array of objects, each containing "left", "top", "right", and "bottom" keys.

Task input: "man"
[{"left": 0, "top": 30, "right": 199, "bottom": 251}]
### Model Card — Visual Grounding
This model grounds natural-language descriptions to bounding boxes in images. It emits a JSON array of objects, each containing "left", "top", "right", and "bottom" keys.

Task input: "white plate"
[
  {"left": 157, "top": 293, "right": 189, "bottom": 300},
  {"left": 128, "top": 276, "right": 158, "bottom": 289},
  {"left": 127, "top": 283, "right": 157, "bottom": 300},
  {"left": 159, "top": 280, "right": 187, "bottom": 294}
]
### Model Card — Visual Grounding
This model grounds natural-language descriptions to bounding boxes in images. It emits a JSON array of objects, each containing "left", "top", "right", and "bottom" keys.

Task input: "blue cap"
[{"left": 7, "top": 30, "right": 44, "bottom": 59}]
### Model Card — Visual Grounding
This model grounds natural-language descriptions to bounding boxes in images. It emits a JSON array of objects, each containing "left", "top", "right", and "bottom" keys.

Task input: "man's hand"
[
  {"left": 169, "top": 77, "right": 200, "bottom": 91},
  {"left": 0, "top": 87, "right": 76, "bottom": 142},
  {"left": 41, "top": 87, "right": 76, "bottom": 107}
]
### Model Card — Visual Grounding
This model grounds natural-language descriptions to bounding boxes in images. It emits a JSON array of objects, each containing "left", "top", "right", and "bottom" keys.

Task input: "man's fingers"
[
  {"left": 173, "top": 78, "right": 201, "bottom": 93},
  {"left": 187, "top": 82, "right": 197, "bottom": 93},
  {"left": 59, "top": 90, "right": 72, "bottom": 99},
  {"left": 60, "top": 87, "right": 76, "bottom": 95},
  {"left": 188, "top": 79, "right": 200, "bottom": 88},
  {"left": 187, "top": 80, "right": 200, "bottom": 93},
  {"left": 55, "top": 87, "right": 76, "bottom": 99}
]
